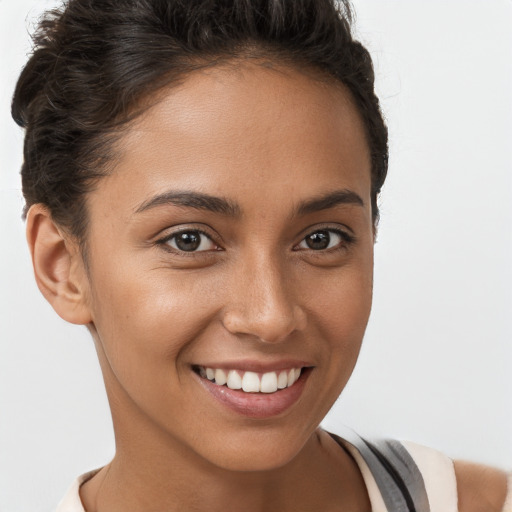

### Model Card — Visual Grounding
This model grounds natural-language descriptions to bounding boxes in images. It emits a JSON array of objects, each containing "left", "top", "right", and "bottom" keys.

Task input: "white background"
[{"left": 1, "top": 1, "right": 511, "bottom": 510}]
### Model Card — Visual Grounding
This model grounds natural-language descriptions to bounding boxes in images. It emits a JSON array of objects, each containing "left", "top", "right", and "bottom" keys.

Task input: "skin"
[
  {"left": 454, "top": 461, "right": 509, "bottom": 512},
  {"left": 25, "top": 62, "right": 509, "bottom": 511}
]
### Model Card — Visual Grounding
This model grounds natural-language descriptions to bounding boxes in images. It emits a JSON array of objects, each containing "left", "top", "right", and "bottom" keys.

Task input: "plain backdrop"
[{"left": 1, "top": 1, "right": 511, "bottom": 510}]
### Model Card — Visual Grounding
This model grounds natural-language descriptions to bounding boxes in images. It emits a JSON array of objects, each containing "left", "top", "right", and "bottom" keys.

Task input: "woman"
[{"left": 9, "top": 0, "right": 511, "bottom": 510}]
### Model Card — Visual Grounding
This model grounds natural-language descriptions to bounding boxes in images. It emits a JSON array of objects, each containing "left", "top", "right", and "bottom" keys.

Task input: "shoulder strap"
[
  {"left": 370, "top": 438, "right": 431, "bottom": 512},
  {"left": 330, "top": 429, "right": 430, "bottom": 512},
  {"left": 401, "top": 441, "right": 458, "bottom": 512}
]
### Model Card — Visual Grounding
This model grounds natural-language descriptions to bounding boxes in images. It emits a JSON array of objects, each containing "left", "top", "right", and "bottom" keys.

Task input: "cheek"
[
  {"left": 304, "top": 253, "right": 374, "bottom": 388},
  {"left": 87, "top": 265, "right": 228, "bottom": 434},
  {"left": 307, "top": 250, "right": 373, "bottom": 337},
  {"left": 325, "top": 273, "right": 373, "bottom": 343},
  {"left": 88, "top": 258, "right": 221, "bottom": 380}
]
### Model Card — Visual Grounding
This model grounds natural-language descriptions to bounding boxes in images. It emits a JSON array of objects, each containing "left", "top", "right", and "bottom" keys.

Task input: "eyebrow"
[
  {"left": 135, "top": 191, "right": 242, "bottom": 217},
  {"left": 134, "top": 188, "right": 364, "bottom": 217},
  {"left": 296, "top": 189, "right": 364, "bottom": 216}
]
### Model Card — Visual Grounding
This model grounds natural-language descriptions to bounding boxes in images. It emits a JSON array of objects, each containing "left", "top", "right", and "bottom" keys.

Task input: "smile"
[
  {"left": 195, "top": 366, "right": 302, "bottom": 393},
  {"left": 193, "top": 363, "right": 312, "bottom": 418}
]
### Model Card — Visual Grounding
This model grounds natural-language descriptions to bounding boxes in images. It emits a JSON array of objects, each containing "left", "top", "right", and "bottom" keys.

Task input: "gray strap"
[
  {"left": 331, "top": 427, "right": 430, "bottom": 512},
  {"left": 332, "top": 428, "right": 411, "bottom": 512},
  {"left": 371, "top": 439, "right": 430, "bottom": 512}
]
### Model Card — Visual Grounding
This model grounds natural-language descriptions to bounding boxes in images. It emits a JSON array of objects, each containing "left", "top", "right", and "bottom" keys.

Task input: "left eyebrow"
[{"left": 295, "top": 189, "right": 365, "bottom": 216}]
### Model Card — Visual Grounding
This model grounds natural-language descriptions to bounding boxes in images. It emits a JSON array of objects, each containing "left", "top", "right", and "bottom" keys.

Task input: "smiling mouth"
[{"left": 192, "top": 365, "right": 304, "bottom": 394}]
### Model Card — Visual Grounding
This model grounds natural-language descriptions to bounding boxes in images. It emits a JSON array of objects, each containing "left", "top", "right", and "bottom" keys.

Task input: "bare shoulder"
[{"left": 454, "top": 459, "right": 509, "bottom": 512}]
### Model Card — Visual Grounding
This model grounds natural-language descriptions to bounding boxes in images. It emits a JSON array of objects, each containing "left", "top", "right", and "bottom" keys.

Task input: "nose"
[{"left": 221, "top": 256, "right": 307, "bottom": 343}]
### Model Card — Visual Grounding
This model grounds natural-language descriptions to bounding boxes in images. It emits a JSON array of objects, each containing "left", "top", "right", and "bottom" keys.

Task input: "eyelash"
[
  {"left": 156, "top": 228, "right": 219, "bottom": 256},
  {"left": 295, "top": 228, "right": 355, "bottom": 253},
  {"left": 156, "top": 226, "right": 355, "bottom": 255}
]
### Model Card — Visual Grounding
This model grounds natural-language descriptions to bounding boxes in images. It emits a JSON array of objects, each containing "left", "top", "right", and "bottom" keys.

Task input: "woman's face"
[{"left": 81, "top": 63, "right": 374, "bottom": 471}]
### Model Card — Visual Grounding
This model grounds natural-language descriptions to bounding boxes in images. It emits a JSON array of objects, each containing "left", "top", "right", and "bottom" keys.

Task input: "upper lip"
[{"left": 192, "top": 359, "right": 314, "bottom": 373}]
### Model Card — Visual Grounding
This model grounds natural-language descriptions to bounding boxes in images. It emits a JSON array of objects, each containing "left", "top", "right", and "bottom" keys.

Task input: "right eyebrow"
[{"left": 134, "top": 190, "right": 242, "bottom": 217}]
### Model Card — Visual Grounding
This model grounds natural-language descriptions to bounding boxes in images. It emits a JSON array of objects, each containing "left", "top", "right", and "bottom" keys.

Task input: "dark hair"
[{"left": 12, "top": 0, "right": 388, "bottom": 248}]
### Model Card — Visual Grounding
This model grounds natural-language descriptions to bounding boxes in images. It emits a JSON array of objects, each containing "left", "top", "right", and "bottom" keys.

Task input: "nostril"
[{"left": 222, "top": 305, "right": 307, "bottom": 343}]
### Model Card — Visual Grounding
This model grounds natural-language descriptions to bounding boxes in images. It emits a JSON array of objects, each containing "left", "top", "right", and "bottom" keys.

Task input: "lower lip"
[{"left": 195, "top": 369, "right": 311, "bottom": 419}]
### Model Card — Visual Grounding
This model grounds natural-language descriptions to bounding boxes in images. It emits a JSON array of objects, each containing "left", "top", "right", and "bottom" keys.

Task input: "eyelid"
[
  {"left": 293, "top": 225, "right": 356, "bottom": 251},
  {"left": 155, "top": 225, "right": 222, "bottom": 254}
]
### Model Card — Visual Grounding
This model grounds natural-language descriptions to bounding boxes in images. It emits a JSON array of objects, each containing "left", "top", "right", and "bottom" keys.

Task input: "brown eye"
[
  {"left": 166, "top": 230, "right": 217, "bottom": 252},
  {"left": 297, "top": 229, "right": 350, "bottom": 251},
  {"left": 304, "top": 231, "right": 331, "bottom": 250}
]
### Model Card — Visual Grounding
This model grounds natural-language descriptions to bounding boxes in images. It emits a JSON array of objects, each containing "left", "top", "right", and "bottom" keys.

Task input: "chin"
[
  {"left": 192, "top": 426, "right": 314, "bottom": 473},
  {"left": 210, "top": 447, "right": 301, "bottom": 473}
]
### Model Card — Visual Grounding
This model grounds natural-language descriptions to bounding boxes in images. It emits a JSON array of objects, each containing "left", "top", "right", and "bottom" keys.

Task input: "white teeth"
[
  {"left": 227, "top": 370, "right": 242, "bottom": 390},
  {"left": 277, "top": 370, "right": 288, "bottom": 389},
  {"left": 214, "top": 368, "right": 227, "bottom": 386},
  {"left": 242, "top": 371, "right": 260, "bottom": 392},
  {"left": 260, "top": 372, "right": 278, "bottom": 393},
  {"left": 200, "top": 366, "right": 304, "bottom": 393}
]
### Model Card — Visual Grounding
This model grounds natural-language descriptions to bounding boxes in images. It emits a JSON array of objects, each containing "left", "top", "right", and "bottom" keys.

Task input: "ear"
[{"left": 26, "top": 204, "right": 92, "bottom": 325}]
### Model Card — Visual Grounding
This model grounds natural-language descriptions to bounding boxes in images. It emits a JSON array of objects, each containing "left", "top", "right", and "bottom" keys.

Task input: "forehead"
[{"left": 93, "top": 62, "right": 371, "bottom": 219}]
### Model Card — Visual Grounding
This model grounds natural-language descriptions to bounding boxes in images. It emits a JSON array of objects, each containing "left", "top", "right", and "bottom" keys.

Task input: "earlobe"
[{"left": 26, "top": 204, "right": 92, "bottom": 325}]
